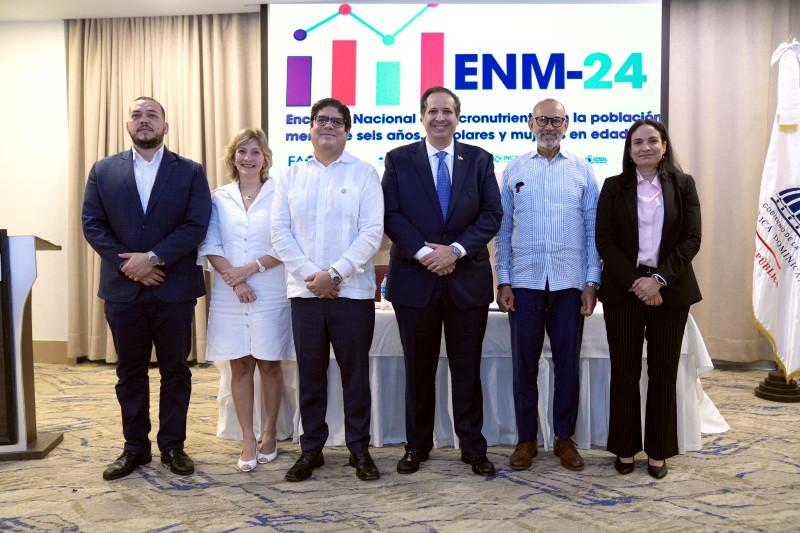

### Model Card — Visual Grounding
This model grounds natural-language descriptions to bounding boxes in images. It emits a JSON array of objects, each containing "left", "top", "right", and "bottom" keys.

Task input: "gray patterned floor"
[{"left": 1, "top": 363, "right": 798, "bottom": 532}]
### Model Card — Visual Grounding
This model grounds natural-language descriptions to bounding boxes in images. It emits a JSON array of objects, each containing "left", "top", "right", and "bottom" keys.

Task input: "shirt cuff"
[
  {"left": 414, "top": 246, "right": 435, "bottom": 261},
  {"left": 298, "top": 262, "right": 319, "bottom": 281},
  {"left": 586, "top": 268, "right": 602, "bottom": 285},
  {"left": 331, "top": 259, "right": 354, "bottom": 280},
  {"left": 652, "top": 273, "right": 667, "bottom": 287}
]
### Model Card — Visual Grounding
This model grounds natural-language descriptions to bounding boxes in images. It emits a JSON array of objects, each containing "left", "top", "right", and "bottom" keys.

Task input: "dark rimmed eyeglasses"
[
  {"left": 313, "top": 115, "right": 346, "bottom": 128},
  {"left": 532, "top": 116, "right": 566, "bottom": 127}
]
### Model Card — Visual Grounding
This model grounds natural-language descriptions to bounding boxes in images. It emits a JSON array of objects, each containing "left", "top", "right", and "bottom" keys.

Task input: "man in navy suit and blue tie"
[
  {"left": 382, "top": 86, "right": 502, "bottom": 476},
  {"left": 82, "top": 97, "right": 211, "bottom": 480}
]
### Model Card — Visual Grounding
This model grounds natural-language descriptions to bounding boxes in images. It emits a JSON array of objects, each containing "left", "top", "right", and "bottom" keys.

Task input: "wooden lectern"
[{"left": 0, "top": 230, "right": 64, "bottom": 460}]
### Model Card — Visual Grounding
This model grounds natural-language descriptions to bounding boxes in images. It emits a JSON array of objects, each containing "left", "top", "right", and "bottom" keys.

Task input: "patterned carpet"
[{"left": 0, "top": 363, "right": 798, "bottom": 532}]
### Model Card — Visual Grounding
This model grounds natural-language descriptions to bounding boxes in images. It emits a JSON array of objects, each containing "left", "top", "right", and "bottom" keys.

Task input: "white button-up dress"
[{"left": 198, "top": 181, "right": 292, "bottom": 361}]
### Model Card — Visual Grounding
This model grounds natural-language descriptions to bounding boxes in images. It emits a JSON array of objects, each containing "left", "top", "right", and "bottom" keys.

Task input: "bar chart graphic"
[{"left": 285, "top": 4, "right": 442, "bottom": 107}]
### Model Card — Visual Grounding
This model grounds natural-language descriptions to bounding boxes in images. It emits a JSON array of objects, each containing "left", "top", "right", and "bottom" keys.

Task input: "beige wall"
[
  {"left": 0, "top": 21, "right": 69, "bottom": 342},
  {"left": 1, "top": 4, "right": 796, "bottom": 364}
]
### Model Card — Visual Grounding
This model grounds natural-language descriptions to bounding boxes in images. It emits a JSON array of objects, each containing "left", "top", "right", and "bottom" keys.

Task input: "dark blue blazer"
[
  {"left": 382, "top": 139, "right": 502, "bottom": 309},
  {"left": 82, "top": 147, "right": 212, "bottom": 303}
]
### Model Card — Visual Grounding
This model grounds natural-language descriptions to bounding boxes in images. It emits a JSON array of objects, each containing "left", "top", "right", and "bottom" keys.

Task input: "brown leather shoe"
[
  {"left": 509, "top": 439, "right": 538, "bottom": 470},
  {"left": 553, "top": 437, "right": 584, "bottom": 471}
]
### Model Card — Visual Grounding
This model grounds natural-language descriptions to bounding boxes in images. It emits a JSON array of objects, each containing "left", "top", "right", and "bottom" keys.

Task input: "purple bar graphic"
[{"left": 286, "top": 56, "right": 311, "bottom": 107}]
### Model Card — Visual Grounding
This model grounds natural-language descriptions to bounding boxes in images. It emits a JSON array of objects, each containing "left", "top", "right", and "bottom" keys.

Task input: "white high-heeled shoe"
[
  {"left": 257, "top": 440, "right": 278, "bottom": 464},
  {"left": 238, "top": 439, "right": 258, "bottom": 472}
]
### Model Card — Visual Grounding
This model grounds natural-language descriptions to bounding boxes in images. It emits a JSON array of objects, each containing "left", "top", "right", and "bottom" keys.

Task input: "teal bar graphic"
[{"left": 376, "top": 62, "right": 400, "bottom": 106}]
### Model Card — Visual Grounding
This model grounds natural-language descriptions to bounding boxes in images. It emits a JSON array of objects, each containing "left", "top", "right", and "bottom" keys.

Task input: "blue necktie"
[{"left": 436, "top": 151, "right": 451, "bottom": 219}]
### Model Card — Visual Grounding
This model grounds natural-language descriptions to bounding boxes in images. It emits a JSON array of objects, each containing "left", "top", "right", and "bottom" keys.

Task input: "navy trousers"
[
  {"left": 104, "top": 288, "right": 195, "bottom": 453},
  {"left": 394, "top": 279, "right": 489, "bottom": 458},
  {"left": 509, "top": 286, "right": 584, "bottom": 442},
  {"left": 290, "top": 297, "right": 374, "bottom": 454}
]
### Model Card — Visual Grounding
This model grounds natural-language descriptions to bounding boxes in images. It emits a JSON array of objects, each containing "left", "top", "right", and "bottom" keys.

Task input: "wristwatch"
[
  {"left": 147, "top": 251, "right": 163, "bottom": 266},
  {"left": 586, "top": 281, "right": 600, "bottom": 291},
  {"left": 651, "top": 274, "right": 667, "bottom": 287},
  {"left": 255, "top": 259, "right": 266, "bottom": 272},
  {"left": 453, "top": 245, "right": 463, "bottom": 259},
  {"left": 328, "top": 268, "right": 342, "bottom": 285}
]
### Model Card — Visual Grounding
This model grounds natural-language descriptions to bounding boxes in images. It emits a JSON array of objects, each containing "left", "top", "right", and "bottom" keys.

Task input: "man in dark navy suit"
[
  {"left": 382, "top": 86, "right": 502, "bottom": 476},
  {"left": 82, "top": 97, "right": 211, "bottom": 480}
]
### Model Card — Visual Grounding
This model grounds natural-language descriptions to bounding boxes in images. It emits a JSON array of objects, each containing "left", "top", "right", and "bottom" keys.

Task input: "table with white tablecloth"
[{"left": 214, "top": 304, "right": 728, "bottom": 453}]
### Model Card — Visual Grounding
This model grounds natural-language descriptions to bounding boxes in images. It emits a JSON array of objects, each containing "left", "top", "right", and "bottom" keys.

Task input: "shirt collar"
[
  {"left": 311, "top": 149, "right": 355, "bottom": 167},
  {"left": 530, "top": 146, "right": 567, "bottom": 161},
  {"left": 425, "top": 138, "right": 455, "bottom": 159},
  {"left": 131, "top": 144, "right": 165, "bottom": 165},
  {"left": 636, "top": 169, "right": 662, "bottom": 189}
]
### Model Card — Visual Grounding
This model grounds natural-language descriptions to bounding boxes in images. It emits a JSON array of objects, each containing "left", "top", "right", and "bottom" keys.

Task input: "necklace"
[{"left": 240, "top": 183, "right": 262, "bottom": 201}]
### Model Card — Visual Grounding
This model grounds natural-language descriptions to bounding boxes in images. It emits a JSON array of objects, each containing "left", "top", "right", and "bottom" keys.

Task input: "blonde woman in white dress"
[{"left": 198, "top": 128, "right": 292, "bottom": 471}]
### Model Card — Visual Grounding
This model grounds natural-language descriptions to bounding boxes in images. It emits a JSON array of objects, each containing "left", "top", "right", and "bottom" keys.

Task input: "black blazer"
[
  {"left": 381, "top": 139, "right": 502, "bottom": 309},
  {"left": 82, "top": 148, "right": 212, "bottom": 303},
  {"left": 595, "top": 171, "right": 702, "bottom": 308}
]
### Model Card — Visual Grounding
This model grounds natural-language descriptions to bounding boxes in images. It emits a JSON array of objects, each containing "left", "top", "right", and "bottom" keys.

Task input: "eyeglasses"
[
  {"left": 533, "top": 116, "right": 566, "bottom": 128},
  {"left": 313, "top": 115, "right": 346, "bottom": 128}
]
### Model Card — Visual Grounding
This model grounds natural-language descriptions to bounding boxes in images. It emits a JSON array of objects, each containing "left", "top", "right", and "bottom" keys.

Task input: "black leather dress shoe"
[
  {"left": 161, "top": 449, "right": 195, "bottom": 475},
  {"left": 285, "top": 449, "right": 324, "bottom": 482},
  {"left": 349, "top": 451, "right": 380, "bottom": 481},
  {"left": 103, "top": 450, "right": 152, "bottom": 481},
  {"left": 397, "top": 450, "right": 429, "bottom": 474},
  {"left": 647, "top": 462, "right": 668, "bottom": 479},
  {"left": 461, "top": 452, "right": 496, "bottom": 477},
  {"left": 614, "top": 457, "right": 635, "bottom": 475}
]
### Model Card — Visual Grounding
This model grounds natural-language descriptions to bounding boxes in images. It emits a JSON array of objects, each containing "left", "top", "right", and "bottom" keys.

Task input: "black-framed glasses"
[
  {"left": 533, "top": 116, "right": 566, "bottom": 128},
  {"left": 313, "top": 115, "right": 346, "bottom": 128}
]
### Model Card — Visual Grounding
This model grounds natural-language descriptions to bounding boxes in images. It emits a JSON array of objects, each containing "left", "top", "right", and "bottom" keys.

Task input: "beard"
[
  {"left": 128, "top": 128, "right": 165, "bottom": 150},
  {"left": 534, "top": 132, "right": 561, "bottom": 151}
]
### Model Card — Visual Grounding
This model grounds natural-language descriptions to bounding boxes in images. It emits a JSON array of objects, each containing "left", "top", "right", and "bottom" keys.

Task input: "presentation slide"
[{"left": 267, "top": 2, "right": 663, "bottom": 179}]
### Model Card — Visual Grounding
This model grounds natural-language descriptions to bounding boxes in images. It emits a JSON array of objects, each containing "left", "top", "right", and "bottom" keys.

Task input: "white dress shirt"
[
  {"left": 413, "top": 138, "right": 465, "bottom": 260},
  {"left": 271, "top": 150, "right": 384, "bottom": 299},
  {"left": 494, "top": 148, "right": 601, "bottom": 291},
  {"left": 132, "top": 145, "right": 165, "bottom": 211}
]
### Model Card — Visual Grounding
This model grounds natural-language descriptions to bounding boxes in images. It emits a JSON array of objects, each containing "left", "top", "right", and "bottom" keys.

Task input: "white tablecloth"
[{"left": 214, "top": 304, "right": 729, "bottom": 453}]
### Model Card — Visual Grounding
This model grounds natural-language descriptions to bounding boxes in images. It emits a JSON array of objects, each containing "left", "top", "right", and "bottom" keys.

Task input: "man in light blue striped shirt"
[{"left": 493, "top": 98, "right": 601, "bottom": 473}]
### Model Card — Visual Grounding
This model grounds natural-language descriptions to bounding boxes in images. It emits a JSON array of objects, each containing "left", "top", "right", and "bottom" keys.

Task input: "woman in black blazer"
[{"left": 595, "top": 119, "right": 702, "bottom": 479}]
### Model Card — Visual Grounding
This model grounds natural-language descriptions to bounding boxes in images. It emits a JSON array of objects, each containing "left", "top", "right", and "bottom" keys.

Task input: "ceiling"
[
  {"left": 0, "top": 0, "right": 450, "bottom": 22},
  {"left": 0, "top": 0, "right": 522, "bottom": 22},
  {"left": 0, "top": 0, "right": 264, "bottom": 21}
]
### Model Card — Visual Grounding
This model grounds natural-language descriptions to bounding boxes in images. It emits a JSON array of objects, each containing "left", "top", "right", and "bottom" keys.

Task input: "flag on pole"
[{"left": 753, "top": 39, "right": 800, "bottom": 382}]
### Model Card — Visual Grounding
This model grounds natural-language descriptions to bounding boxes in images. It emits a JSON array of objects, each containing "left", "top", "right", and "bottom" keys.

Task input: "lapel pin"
[{"left": 457, "top": 155, "right": 463, "bottom": 160}]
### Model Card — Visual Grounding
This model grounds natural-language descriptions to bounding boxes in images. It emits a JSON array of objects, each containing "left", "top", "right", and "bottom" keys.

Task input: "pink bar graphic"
[
  {"left": 420, "top": 33, "right": 444, "bottom": 96},
  {"left": 286, "top": 56, "right": 312, "bottom": 107},
  {"left": 332, "top": 40, "right": 357, "bottom": 105}
]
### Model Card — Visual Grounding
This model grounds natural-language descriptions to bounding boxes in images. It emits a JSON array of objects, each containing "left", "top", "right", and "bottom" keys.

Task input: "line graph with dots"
[
  {"left": 286, "top": 4, "right": 443, "bottom": 107},
  {"left": 293, "top": 4, "right": 438, "bottom": 46}
]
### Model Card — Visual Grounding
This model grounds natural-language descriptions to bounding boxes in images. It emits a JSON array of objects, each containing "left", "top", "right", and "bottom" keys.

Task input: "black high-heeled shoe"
[
  {"left": 614, "top": 456, "right": 634, "bottom": 475},
  {"left": 647, "top": 460, "right": 668, "bottom": 479}
]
